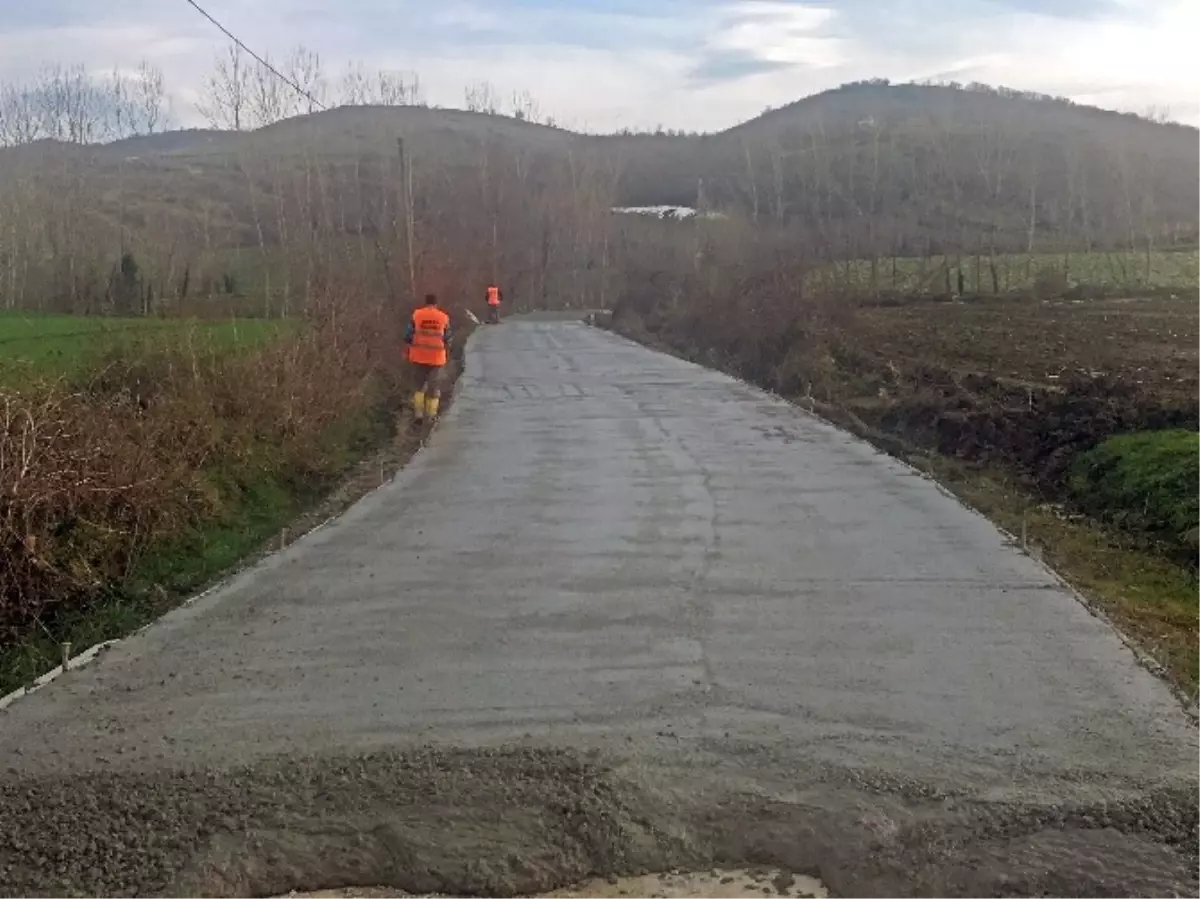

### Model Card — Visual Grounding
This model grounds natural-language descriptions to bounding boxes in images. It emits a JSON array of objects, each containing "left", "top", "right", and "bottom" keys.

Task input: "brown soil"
[
  {"left": 831, "top": 296, "right": 1197, "bottom": 485},
  {"left": 856, "top": 295, "right": 1197, "bottom": 398}
]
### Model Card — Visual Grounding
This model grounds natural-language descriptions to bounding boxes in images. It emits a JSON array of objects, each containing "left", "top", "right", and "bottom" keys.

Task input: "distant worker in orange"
[
  {"left": 485, "top": 283, "right": 502, "bottom": 323},
  {"left": 405, "top": 293, "right": 451, "bottom": 424}
]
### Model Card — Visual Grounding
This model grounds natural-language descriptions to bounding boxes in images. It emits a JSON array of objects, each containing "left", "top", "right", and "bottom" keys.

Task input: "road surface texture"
[{"left": 1, "top": 319, "right": 1196, "bottom": 897}]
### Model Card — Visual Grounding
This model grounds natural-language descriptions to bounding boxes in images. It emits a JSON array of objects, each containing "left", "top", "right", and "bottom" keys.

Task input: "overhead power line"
[{"left": 182, "top": 0, "right": 328, "bottom": 112}]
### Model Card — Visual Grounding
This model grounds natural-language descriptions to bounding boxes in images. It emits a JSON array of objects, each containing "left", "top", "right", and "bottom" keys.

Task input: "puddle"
[{"left": 282, "top": 868, "right": 829, "bottom": 898}]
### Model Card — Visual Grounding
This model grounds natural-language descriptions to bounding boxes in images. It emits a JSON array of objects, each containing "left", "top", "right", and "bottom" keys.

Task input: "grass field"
[
  {"left": 0, "top": 312, "right": 291, "bottom": 383},
  {"left": 811, "top": 249, "right": 1199, "bottom": 295}
]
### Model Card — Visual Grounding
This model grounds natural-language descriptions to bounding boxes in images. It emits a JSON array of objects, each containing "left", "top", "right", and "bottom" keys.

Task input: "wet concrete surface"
[{"left": 0, "top": 321, "right": 1196, "bottom": 896}]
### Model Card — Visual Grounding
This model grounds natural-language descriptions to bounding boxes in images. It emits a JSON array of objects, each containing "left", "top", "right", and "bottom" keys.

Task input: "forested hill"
[
  {"left": 0, "top": 80, "right": 1195, "bottom": 313},
  {"left": 601, "top": 81, "right": 1199, "bottom": 255},
  {"left": 3, "top": 80, "right": 1195, "bottom": 256}
]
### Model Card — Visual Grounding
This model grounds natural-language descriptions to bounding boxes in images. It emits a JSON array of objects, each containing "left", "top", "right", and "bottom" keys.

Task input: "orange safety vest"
[
  {"left": 408, "top": 306, "right": 450, "bottom": 366},
  {"left": 486, "top": 285, "right": 501, "bottom": 306}
]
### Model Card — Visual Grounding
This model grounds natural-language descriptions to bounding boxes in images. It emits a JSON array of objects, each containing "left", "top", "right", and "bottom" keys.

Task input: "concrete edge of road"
[
  {"left": 0, "top": 351, "right": 476, "bottom": 714},
  {"left": 0, "top": 513, "right": 345, "bottom": 712},
  {"left": 584, "top": 318, "right": 1199, "bottom": 722}
]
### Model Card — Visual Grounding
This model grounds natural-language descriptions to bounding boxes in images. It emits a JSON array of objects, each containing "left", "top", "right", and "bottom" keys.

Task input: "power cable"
[{"left": 182, "top": 0, "right": 328, "bottom": 112}]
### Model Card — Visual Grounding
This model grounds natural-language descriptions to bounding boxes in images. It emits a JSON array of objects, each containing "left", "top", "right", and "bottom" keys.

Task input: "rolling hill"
[{"left": 0, "top": 81, "right": 1195, "bottom": 313}]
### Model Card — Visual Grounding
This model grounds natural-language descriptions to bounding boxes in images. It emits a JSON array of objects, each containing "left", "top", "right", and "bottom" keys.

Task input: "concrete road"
[{"left": 0, "top": 321, "right": 1195, "bottom": 896}]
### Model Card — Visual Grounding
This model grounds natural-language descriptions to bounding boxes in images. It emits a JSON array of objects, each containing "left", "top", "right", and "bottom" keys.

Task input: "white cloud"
[
  {"left": 708, "top": 2, "right": 843, "bottom": 68},
  {"left": 904, "top": 0, "right": 1199, "bottom": 122},
  {"left": 678, "top": 0, "right": 1200, "bottom": 127},
  {"left": 408, "top": 44, "right": 690, "bottom": 132}
]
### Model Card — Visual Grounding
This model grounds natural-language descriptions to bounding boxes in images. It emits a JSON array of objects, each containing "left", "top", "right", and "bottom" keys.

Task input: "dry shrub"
[
  {"left": 614, "top": 225, "right": 855, "bottom": 398},
  {"left": 0, "top": 292, "right": 412, "bottom": 644},
  {"left": 1, "top": 387, "right": 190, "bottom": 640}
]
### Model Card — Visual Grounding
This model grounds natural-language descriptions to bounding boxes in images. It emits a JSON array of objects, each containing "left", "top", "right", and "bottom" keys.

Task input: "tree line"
[
  {"left": 0, "top": 62, "right": 169, "bottom": 146},
  {"left": 2, "top": 53, "right": 1195, "bottom": 319},
  {"left": 0, "top": 102, "right": 617, "bottom": 319}
]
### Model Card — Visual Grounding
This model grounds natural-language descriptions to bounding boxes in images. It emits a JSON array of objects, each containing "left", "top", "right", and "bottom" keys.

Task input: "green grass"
[
  {"left": 133, "top": 475, "right": 303, "bottom": 593},
  {"left": 812, "top": 249, "right": 1199, "bottom": 295},
  {"left": 0, "top": 312, "right": 291, "bottom": 383},
  {"left": 0, "top": 590, "right": 168, "bottom": 696},
  {"left": 1070, "top": 430, "right": 1199, "bottom": 542}
]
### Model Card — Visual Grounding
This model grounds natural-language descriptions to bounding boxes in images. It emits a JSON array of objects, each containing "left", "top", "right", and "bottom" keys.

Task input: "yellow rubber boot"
[
  {"left": 425, "top": 395, "right": 441, "bottom": 421},
  {"left": 412, "top": 391, "right": 426, "bottom": 422}
]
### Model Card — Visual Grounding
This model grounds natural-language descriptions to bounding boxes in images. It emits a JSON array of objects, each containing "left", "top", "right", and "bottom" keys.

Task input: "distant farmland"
[
  {"left": 819, "top": 249, "right": 1199, "bottom": 296},
  {"left": 0, "top": 313, "right": 290, "bottom": 383}
]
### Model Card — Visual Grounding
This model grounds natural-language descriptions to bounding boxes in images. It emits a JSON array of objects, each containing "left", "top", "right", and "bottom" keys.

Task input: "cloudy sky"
[{"left": 0, "top": 0, "right": 1195, "bottom": 131}]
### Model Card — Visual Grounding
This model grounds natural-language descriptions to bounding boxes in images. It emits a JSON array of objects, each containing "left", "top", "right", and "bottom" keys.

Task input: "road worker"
[
  {"left": 485, "top": 283, "right": 502, "bottom": 323},
  {"left": 405, "top": 293, "right": 451, "bottom": 424}
]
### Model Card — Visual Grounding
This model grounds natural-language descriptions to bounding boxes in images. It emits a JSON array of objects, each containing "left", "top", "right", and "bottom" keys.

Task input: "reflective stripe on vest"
[
  {"left": 409, "top": 307, "right": 449, "bottom": 366},
  {"left": 487, "top": 286, "right": 500, "bottom": 305}
]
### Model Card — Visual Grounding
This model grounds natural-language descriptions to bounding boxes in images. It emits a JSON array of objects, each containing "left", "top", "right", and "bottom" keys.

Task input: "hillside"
[
  {"left": 0, "top": 82, "right": 1196, "bottom": 314},
  {"left": 0, "top": 104, "right": 609, "bottom": 315},
  {"left": 604, "top": 82, "right": 1199, "bottom": 255}
]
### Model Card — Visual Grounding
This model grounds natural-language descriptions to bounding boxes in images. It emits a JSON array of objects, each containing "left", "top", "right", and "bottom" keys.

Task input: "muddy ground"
[
  {"left": 843, "top": 295, "right": 1199, "bottom": 489},
  {"left": 855, "top": 295, "right": 1198, "bottom": 401}
]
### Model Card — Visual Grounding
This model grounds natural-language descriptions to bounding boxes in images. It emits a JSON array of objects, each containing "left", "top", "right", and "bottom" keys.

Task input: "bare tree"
[
  {"left": 108, "top": 68, "right": 133, "bottom": 140},
  {"left": 340, "top": 63, "right": 422, "bottom": 106},
  {"left": 0, "top": 80, "right": 43, "bottom": 145},
  {"left": 134, "top": 61, "right": 168, "bottom": 134},
  {"left": 1, "top": 60, "right": 169, "bottom": 145},
  {"left": 377, "top": 70, "right": 421, "bottom": 106},
  {"left": 284, "top": 45, "right": 326, "bottom": 115},
  {"left": 464, "top": 81, "right": 499, "bottom": 115},
  {"left": 510, "top": 89, "right": 540, "bottom": 123},
  {"left": 197, "top": 43, "right": 250, "bottom": 131},
  {"left": 35, "top": 64, "right": 108, "bottom": 144},
  {"left": 741, "top": 140, "right": 760, "bottom": 224},
  {"left": 340, "top": 62, "right": 371, "bottom": 105},
  {"left": 247, "top": 54, "right": 291, "bottom": 127}
]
